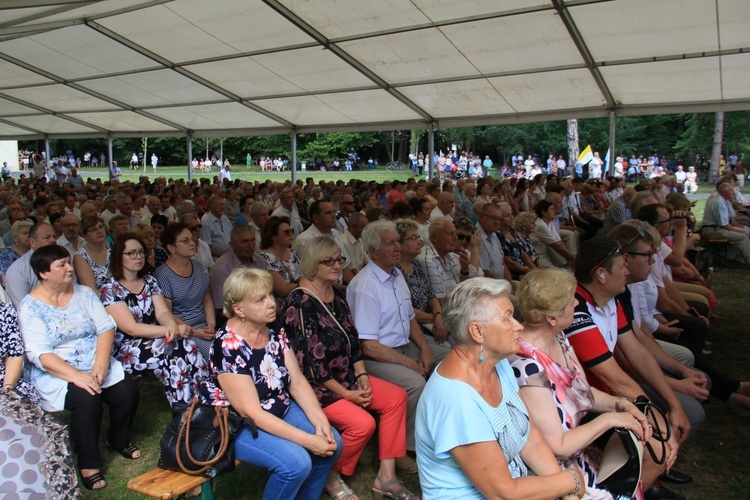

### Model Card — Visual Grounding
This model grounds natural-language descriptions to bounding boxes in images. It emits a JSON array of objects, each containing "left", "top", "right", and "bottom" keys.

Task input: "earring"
[
  {"left": 478, "top": 344, "right": 485, "bottom": 363},
  {"left": 170, "top": 253, "right": 176, "bottom": 260}
]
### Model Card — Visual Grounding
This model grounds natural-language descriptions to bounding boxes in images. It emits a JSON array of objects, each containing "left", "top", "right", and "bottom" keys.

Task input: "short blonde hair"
[
  {"left": 222, "top": 268, "right": 274, "bottom": 318},
  {"left": 299, "top": 236, "right": 341, "bottom": 280},
  {"left": 514, "top": 211, "right": 536, "bottom": 232},
  {"left": 11, "top": 220, "right": 32, "bottom": 240},
  {"left": 516, "top": 268, "right": 577, "bottom": 325},
  {"left": 131, "top": 223, "right": 154, "bottom": 238}
]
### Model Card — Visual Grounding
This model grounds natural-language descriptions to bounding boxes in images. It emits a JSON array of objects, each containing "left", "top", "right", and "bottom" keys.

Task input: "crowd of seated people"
[{"left": 0, "top": 163, "right": 748, "bottom": 498}]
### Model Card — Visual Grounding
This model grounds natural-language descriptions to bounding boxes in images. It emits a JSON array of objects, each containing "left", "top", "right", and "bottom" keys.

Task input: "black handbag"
[
  {"left": 596, "top": 395, "right": 671, "bottom": 497},
  {"left": 596, "top": 427, "right": 643, "bottom": 497},
  {"left": 633, "top": 395, "right": 670, "bottom": 465},
  {"left": 159, "top": 398, "right": 255, "bottom": 478}
]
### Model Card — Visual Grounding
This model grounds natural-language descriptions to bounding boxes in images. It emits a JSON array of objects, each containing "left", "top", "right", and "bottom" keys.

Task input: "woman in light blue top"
[
  {"left": 18, "top": 244, "right": 139, "bottom": 491},
  {"left": 415, "top": 278, "right": 586, "bottom": 500}
]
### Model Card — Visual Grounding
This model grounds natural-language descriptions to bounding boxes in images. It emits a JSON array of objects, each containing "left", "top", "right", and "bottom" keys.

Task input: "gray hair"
[
  {"left": 176, "top": 200, "right": 196, "bottom": 219},
  {"left": 443, "top": 277, "right": 512, "bottom": 347},
  {"left": 428, "top": 216, "right": 453, "bottom": 238},
  {"left": 629, "top": 191, "right": 656, "bottom": 218},
  {"left": 394, "top": 219, "right": 418, "bottom": 241},
  {"left": 249, "top": 202, "right": 269, "bottom": 216},
  {"left": 361, "top": 220, "right": 396, "bottom": 255},
  {"left": 11, "top": 220, "right": 32, "bottom": 239}
]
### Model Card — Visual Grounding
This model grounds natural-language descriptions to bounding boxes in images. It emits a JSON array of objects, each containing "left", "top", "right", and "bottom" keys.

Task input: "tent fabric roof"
[{"left": 0, "top": 0, "right": 748, "bottom": 140}]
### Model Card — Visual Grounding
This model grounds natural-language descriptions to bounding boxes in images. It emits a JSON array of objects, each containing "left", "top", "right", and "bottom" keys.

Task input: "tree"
[
  {"left": 567, "top": 119, "right": 579, "bottom": 166},
  {"left": 709, "top": 111, "right": 724, "bottom": 182}
]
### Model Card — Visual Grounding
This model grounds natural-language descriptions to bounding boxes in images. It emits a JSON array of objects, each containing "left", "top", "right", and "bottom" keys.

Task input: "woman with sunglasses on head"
[
  {"left": 395, "top": 220, "right": 448, "bottom": 347},
  {"left": 74, "top": 215, "right": 111, "bottom": 294},
  {"left": 180, "top": 213, "right": 213, "bottom": 272},
  {"left": 154, "top": 223, "right": 216, "bottom": 361},
  {"left": 284, "top": 236, "right": 415, "bottom": 500},
  {"left": 260, "top": 216, "right": 302, "bottom": 310},
  {"left": 100, "top": 233, "right": 208, "bottom": 406},
  {"left": 131, "top": 223, "right": 168, "bottom": 275}
]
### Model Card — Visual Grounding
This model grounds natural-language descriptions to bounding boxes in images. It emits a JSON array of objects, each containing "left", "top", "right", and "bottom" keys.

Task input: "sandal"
[
  {"left": 81, "top": 471, "right": 107, "bottom": 490},
  {"left": 108, "top": 441, "right": 141, "bottom": 459},
  {"left": 372, "top": 475, "right": 420, "bottom": 500},
  {"left": 325, "top": 473, "right": 357, "bottom": 500}
]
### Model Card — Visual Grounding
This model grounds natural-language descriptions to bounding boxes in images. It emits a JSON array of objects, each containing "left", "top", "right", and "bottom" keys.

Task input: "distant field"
[{"left": 68, "top": 165, "right": 419, "bottom": 184}]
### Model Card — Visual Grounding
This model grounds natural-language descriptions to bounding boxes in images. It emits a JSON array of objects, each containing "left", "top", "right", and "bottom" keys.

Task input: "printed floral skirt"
[{"left": 0, "top": 388, "right": 80, "bottom": 498}]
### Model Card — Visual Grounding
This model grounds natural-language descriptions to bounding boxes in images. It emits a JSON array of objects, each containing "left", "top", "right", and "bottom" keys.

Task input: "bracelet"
[
  {"left": 615, "top": 397, "right": 627, "bottom": 412},
  {"left": 565, "top": 469, "right": 581, "bottom": 497},
  {"left": 356, "top": 372, "right": 369, "bottom": 379},
  {"left": 434, "top": 311, "right": 442, "bottom": 316},
  {"left": 460, "top": 270, "right": 469, "bottom": 276}
]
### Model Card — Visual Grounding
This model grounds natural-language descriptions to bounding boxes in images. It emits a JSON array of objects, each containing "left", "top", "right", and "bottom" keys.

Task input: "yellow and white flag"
[{"left": 577, "top": 145, "right": 594, "bottom": 165}]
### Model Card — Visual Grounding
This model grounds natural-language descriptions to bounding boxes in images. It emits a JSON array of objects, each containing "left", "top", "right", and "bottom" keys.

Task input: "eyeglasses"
[
  {"left": 655, "top": 218, "right": 672, "bottom": 225},
  {"left": 280, "top": 228, "right": 294, "bottom": 235},
  {"left": 482, "top": 213, "right": 501, "bottom": 222},
  {"left": 342, "top": 201, "right": 354, "bottom": 205},
  {"left": 189, "top": 224, "right": 202, "bottom": 231},
  {"left": 590, "top": 241, "right": 622, "bottom": 271},
  {"left": 623, "top": 226, "right": 646, "bottom": 249},
  {"left": 401, "top": 235, "right": 422, "bottom": 242},
  {"left": 175, "top": 237, "right": 197, "bottom": 245},
  {"left": 124, "top": 249, "right": 147, "bottom": 259},
  {"left": 456, "top": 233, "right": 472, "bottom": 241},
  {"left": 320, "top": 256, "right": 347, "bottom": 267},
  {"left": 86, "top": 224, "right": 105, "bottom": 233}
]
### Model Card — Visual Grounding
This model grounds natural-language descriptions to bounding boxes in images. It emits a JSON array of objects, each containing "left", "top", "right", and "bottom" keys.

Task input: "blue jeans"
[{"left": 234, "top": 402, "right": 342, "bottom": 500}]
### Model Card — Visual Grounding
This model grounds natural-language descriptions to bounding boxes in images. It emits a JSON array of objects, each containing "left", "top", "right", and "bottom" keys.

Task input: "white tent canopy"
[{"left": 0, "top": 0, "right": 748, "bottom": 140}]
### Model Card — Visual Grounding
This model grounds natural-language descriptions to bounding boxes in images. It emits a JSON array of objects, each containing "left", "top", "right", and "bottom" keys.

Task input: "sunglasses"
[
  {"left": 623, "top": 226, "right": 646, "bottom": 249},
  {"left": 590, "top": 241, "right": 622, "bottom": 271},
  {"left": 189, "top": 224, "right": 202, "bottom": 231},
  {"left": 457, "top": 233, "right": 472, "bottom": 241}
]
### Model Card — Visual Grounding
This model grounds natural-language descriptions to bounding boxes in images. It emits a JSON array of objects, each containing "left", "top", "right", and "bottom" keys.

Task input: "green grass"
[{"left": 78, "top": 165, "right": 418, "bottom": 185}]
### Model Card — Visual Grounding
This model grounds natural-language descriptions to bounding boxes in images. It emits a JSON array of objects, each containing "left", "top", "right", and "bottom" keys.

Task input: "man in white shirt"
[
  {"left": 429, "top": 192, "right": 455, "bottom": 221},
  {"left": 201, "top": 197, "right": 234, "bottom": 257},
  {"left": 57, "top": 214, "right": 86, "bottom": 257},
  {"left": 272, "top": 188, "right": 303, "bottom": 236},
  {"left": 293, "top": 200, "right": 354, "bottom": 283},
  {"left": 116, "top": 195, "right": 140, "bottom": 230},
  {"left": 335, "top": 194, "right": 356, "bottom": 234},
  {"left": 476, "top": 203, "right": 514, "bottom": 285},
  {"left": 341, "top": 212, "right": 369, "bottom": 272},
  {"left": 347, "top": 220, "right": 449, "bottom": 455},
  {"left": 419, "top": 217, "right": 482, "bottom": 301}
]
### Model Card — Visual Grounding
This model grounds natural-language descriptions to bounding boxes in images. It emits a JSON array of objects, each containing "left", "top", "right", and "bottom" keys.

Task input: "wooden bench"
[
  {"left": 127, "top": 467, "right": 215, "bottom": 500},
  {"left": 703, "top": 237, "right": 730, "bottom": 267}
]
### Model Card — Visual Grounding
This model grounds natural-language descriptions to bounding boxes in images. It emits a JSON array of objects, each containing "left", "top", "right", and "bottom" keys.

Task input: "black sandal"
[
  {"left": 109, "top": 441, "right": 141, "bottom": 459},
  {"left": 81, "top": 472, "right": 107, "bottom": 490}
]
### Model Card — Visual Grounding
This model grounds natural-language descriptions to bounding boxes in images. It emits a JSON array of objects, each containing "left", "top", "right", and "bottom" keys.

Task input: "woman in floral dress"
[
  {"left": 259, "top": 216, "right": 301, "bottom": 311},
  {"left": 100, "top": 234, "right": 208, "bottom": 406},
  {"left": 199, "top": 267, "right": 342, "bottom": 499},
  {"left": 284, "top": 236, "right": 414, "bottom": 500}
]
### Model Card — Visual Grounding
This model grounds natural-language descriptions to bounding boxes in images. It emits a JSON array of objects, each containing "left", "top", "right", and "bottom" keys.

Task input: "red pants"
[{"left": 324, "top": 376, "right": 407, "bottom": 476}]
